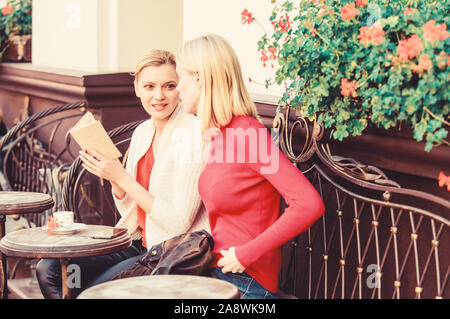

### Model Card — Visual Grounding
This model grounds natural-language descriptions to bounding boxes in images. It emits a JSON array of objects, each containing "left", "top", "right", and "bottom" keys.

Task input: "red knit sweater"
[
  {"left": 198, "top": 116, "right": 325, "bottom": 292},
  {"left": 135, "top": 141, "right": 155, "bottom": 248}
]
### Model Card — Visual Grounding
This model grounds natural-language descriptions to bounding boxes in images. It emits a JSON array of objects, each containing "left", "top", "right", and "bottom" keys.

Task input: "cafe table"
[
  {"left": 0, "top": 191, "right": 54, "bottom": 299},
  {"left": 0, "top": 224, "right": 131, "bottom": 299},
  {"left": 78, "top": 274, "right": 241, "bottom": 299}
]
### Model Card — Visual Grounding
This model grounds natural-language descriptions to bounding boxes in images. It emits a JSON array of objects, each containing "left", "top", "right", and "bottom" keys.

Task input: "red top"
[
  {"left": 198, "top": 116, "right": 325, "bottom": 292},
  {"left": 135, "top": 141, "right": 155, "bottom": 248}
]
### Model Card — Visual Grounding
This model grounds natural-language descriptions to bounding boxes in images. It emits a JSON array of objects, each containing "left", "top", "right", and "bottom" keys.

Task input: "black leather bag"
[{"left": 113, "top": 229, "right": 213, "bottom": 280}]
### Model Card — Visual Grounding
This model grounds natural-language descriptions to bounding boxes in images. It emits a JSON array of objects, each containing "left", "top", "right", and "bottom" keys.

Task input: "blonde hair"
[
  {"left": 177, "top": 34, "right": 259, "bottom": 132},
  {"left": 133, "top": 49, "right": 176, "bottom": 82}
]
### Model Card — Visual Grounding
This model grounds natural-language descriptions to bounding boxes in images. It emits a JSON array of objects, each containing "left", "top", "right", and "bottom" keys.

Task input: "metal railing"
[{"left": 275, "top": 107, "right": 449, "bottom": 299}]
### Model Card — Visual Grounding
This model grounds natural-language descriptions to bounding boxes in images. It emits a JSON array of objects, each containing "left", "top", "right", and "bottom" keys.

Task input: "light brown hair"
[
  {"left": 177, "top": 34, "right": 259, "bottom": 133},
  {"left": 133, "top": 49, "right": 176, "bottom": 82}
]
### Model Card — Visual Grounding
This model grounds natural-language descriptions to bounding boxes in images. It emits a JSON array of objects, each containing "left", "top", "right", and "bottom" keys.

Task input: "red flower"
[
  {"left": 44, "top": 216, "right": 60, "bottom": 235},
  {"left": 404, "top": 8, "right": 417, "bottom": 16},
  {"left": 358, "top": 24, "right": 385, "bottom": 46},
  {"left": 340, "top": 3, "right": 359, "bottom": 21},
  {"left": 356, "top": 0, "right": 368, "bottom": 7},
  {"left": 423, "top": 20, "right": 450, "bottom": 42},
  {"left": 268, "top": 46, "right": 277, "bottom": 60},
  {"left": 241, "top": 9, "right": 255, "bottom": 25},
  {"left": 260, "top": 50, "right": 269, "bottom": 67},
  {"left": 1, "top": 4, "right": 13, "bottom": 16},
  {"left": 412, "top": 54, "right": 432, "bottom": 74},
  {"left": 397, "top": 34, "right": 424, "bottom": 61},
  {"left": 438, "top": 172, "right": 450, "bottom": 191},
  {"left": 340, "top": 78, "right": 359, "bottom": 97},
  {"left": 248, "top": 77, "right": 252, "bottom": 83},
  {"left": 278, "top": 15, "right": 292, "bottom": 32}
]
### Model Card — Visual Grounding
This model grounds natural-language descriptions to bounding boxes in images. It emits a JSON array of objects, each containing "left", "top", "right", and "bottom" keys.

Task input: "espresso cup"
[{"left": 53, "top": 211, "right": 74, "bottom": 229}]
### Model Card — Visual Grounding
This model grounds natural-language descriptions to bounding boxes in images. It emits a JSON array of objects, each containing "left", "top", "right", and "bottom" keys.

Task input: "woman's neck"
[{"left": 153, "top": 119, "right": 167, "bottom": 135}]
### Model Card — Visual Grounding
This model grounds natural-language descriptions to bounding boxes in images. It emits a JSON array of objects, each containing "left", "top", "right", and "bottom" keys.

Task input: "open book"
[{"left": 69, "top": 112, "right": 122, "bottom": 160}]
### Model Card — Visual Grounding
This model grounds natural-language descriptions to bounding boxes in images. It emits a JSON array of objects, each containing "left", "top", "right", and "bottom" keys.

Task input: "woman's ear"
[
  {"left": 134, "top": 80, "right": 140, "bottom": 98},
  {"left": 195, "top": 71, "right": 202, "bottom": 88}
]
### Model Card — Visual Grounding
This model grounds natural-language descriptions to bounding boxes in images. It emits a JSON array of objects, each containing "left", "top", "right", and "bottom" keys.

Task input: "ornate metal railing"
[
  {"left": 275, "top": 107, "right": 450, "bottom": 299},
  {"left": 0, "top": 101, "right": 87, "bottom": 227},
  {"left": 61, "top": 120, "right": 145, "bottom": 226}
]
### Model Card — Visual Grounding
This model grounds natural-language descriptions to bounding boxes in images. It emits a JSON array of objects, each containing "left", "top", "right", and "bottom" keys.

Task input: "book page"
[
  {"left": 72, "top": 111, "right": 96, "bottom": 130},
  {"left": 69, "top": 117, "right": 122, "bottom": 160}
]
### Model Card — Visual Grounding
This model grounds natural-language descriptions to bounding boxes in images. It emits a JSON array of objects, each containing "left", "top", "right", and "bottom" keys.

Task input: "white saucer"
[{"left": 43, "top": 223, "right": 87, "bottom": 235}]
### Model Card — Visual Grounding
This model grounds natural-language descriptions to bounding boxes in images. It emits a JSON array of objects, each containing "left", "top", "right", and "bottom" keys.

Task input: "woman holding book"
[
  {"left": 36, "top": 49, "right": 210, "bottom": 299},
  {"left": 175, "top": 34, "right": 325, "bottom": 299}
]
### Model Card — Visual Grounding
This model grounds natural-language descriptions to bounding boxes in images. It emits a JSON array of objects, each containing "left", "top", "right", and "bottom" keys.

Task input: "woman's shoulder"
[
  {"left": 175, "top": 111, "right": 201, "bottom": 129},
  {"left": 228, "top": 115, "right": 265, "bottom": 129},
  {"left": 133, "top": 118, "right": 153, "bottom": 135}
]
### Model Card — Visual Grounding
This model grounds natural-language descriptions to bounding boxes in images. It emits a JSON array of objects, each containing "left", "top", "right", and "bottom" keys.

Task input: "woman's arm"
[
  {"left": 79, "top": 147, "right": 155, "bottom": 213},
  {"left": 79, "top": 145, "right": 205, "bottom": 235},
  {"left": 110, "top": 180, "right": 126, "bottom": 200},
  {"left": 145, "top": 160, "right": 204, "bottom": 235},
  {"left": 218, "top": 122, "right": 325, "bottom": 273}
]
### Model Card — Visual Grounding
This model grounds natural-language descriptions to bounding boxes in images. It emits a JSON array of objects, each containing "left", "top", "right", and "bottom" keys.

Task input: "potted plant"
[
  {"left": 0, "top": 0, "right": 32, "bottom": 62},
  {"left": 242, "top": 0, "right": 449, "bottom": 153}
]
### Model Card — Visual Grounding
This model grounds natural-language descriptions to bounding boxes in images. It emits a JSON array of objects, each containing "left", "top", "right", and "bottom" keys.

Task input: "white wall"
[
  {"left": 183, "top": 0, "right": 284, "bottom": 102},
  {"left": 32, "top": 0, "right": 98, "bottom": 72},
  {"left": 29, "top": 0, "right": 284, "bottom": 102},
  {"left": 32, "top": 0, "right": 182, "bottom": 73}
]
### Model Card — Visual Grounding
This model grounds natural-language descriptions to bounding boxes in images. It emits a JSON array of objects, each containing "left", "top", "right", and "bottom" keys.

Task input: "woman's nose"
[{"left": 154, "top": 87, "right": 165, "bottom": 100}]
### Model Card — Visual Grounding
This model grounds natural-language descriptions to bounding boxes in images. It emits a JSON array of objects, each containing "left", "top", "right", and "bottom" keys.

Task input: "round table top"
[
  {"left": 0, "top": 191, "right": 54, "bottom": 215},
  {"left": 77, "top": 275, "right": 241, "bottom": 299},
  {"left": 0, "top": 225, "right": 131, "bottom": 259}
]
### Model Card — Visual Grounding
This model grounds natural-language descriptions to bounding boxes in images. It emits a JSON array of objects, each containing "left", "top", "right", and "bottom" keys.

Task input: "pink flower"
[
  {"left": 241, "top": 9, "right": 255, "bottom": 25},
  {"left": 1, "top": 4, "right": 13, "bottom": 16},
  {"left": 413, "top": 54, "right": 432, "bottom": 74},
  {"left": 436, "top": 51, "right": 449, "bottom": 69},
  {"left": 356, "top": 0, "right": 368, "bottom": 7},
  {"left": 358, "top": 24, "right": 386, "bottom": 46},
  {"left": 397, "top": 34, "right": 424, "bottom": 61},
  {"left": 278, "top": 15, "right": 292, "bottom": 32},
  {"left": 404, "top": 8, "right": 417, "bottom": 16},
  {"left": 268, "top": 47, "right": 277, "bottom": 60},
  {"left": 44, "top": 216, "right": 59, "bottom": 235},
  {"left": 438, "top": 172, "right": 450, "bottom": 191},
  {"left": 423, "top": 20, "right": 450, "bottom": 42},
  {"left": 340, "top": 3, "right": 359, "bottom": 21},
  {"left": 260, "top": 50, "right": 269, "bottom": 67},
  {"left": 340, "top": 78, "right": 359, "bottom": 97}
]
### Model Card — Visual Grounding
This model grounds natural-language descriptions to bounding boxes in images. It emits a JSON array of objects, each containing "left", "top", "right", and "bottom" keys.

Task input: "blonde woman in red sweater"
[{"left": 176, "top": 34, "right": 325, "bottom": 299}]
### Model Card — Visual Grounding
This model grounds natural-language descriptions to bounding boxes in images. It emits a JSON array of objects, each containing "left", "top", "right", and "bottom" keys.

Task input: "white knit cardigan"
[{"left": 114, "top": 106, "right": 210, "bottom": 249}]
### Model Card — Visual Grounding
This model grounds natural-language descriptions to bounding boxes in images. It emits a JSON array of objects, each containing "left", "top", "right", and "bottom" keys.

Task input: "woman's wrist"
[{"left": 111, "top": 181, "right": 126, "bottom": 199}]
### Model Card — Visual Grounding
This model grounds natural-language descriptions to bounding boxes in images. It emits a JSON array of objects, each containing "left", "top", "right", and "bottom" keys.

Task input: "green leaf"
[{"left": 414, "top": 121, "right": 427, "bottom": 142}]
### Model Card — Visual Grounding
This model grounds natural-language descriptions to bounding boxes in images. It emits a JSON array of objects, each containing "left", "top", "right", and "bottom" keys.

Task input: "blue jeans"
[
  {"left": 212, "top": 267, "right": 277, "bottom": 299},
  {"left": 36, "top": 239, "right": 146, "bottom": 299},
  {"left": 87, "top": 253, "right": 143, "bottom": 288}
]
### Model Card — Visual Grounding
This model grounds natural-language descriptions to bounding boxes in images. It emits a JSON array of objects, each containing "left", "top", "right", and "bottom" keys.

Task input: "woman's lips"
[{"left": 151, "top": 103, "right": 168, "bottom": 110}]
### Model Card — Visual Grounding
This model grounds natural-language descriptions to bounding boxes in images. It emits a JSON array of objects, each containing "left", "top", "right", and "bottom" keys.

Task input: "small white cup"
[{"left": 53, "top": 211, "right": 74, "bottom": 229}]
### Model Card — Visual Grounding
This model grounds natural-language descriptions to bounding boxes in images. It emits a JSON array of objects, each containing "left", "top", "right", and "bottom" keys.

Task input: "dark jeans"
[
  {"left": 212, "top": 267, "right": 278, "bottom": 299},
  {"left": 36, "top": 239, "right": 146, "bottom": 299}
]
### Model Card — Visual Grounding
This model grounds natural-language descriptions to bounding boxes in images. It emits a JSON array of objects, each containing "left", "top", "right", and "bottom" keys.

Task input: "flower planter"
[{"left": 4, "top": 34, "right": 31, "bottom": 62}]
